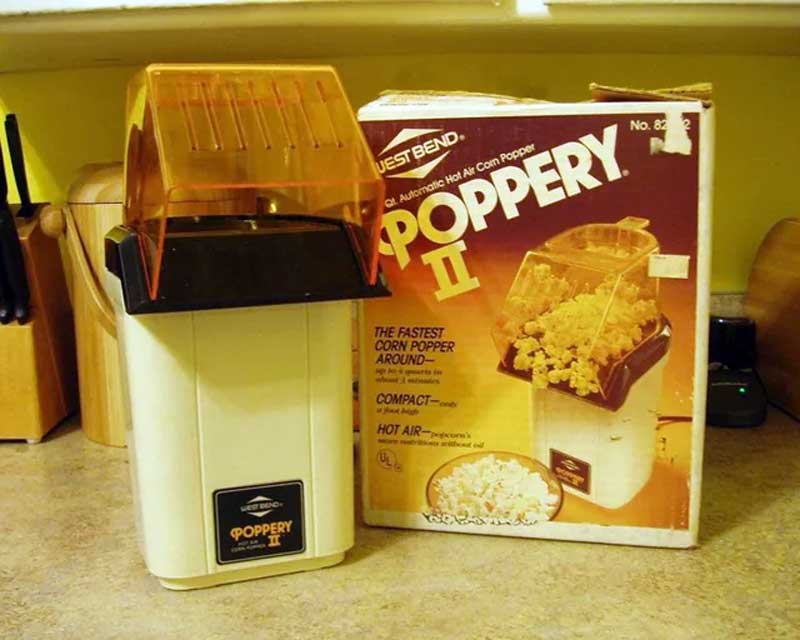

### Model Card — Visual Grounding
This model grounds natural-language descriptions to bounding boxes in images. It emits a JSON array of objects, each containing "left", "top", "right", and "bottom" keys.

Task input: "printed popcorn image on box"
[
  {"left": 493, "top": 217, "right": 672, "bottom": 510},
  {"left": 427, "top": 451, "right": 563, "bottom": 524},
  {"left": 357, "top": 86, "right": 713, "bottom": 548}
]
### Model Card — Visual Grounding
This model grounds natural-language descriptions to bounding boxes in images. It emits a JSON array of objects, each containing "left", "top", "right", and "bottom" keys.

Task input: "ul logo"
[{"left": 378, "top": 449, "right": 400, "bottom": 471}]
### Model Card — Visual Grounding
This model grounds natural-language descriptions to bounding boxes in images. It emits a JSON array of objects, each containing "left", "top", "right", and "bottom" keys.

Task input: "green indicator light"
[{"left": 738, "top": 386, "right": 747, "bottom": 394}]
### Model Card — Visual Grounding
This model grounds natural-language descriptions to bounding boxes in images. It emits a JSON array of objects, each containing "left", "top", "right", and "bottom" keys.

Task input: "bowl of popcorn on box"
[{"left": 427, "top": 451, "right": 564, "bottom": 524}]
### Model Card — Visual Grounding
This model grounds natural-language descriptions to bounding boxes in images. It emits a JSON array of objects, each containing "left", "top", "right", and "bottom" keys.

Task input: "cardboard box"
[{"left": 357, "top": 85, "right": 713, "bottom": 547}]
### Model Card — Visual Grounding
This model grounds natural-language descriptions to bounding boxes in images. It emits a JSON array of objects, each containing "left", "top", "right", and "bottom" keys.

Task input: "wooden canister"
[{"left": 44, "top": 163, "right": 126, "bottom": 447}]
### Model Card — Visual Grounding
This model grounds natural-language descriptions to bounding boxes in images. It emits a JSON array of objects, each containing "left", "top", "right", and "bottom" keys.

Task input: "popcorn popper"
[
  {"left": 493, "top": 217, "right": 671, "bottom": 510},
  {"left": 104, "top": 64, "right": 388, "bottom": 589}
]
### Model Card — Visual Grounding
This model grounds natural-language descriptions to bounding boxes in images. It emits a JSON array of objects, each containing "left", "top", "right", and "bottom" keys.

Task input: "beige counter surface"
[{"left": 1, "top": 410, "right": 798, "bottom": 639}]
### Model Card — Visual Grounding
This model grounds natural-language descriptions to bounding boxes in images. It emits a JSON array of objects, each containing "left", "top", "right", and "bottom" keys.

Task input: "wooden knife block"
[{"left": 0, "top": 209, "right": 77, "bottom": 443}]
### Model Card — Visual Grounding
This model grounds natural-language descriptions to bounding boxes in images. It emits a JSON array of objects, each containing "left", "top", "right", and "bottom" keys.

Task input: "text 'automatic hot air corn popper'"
[
  {"left": 104, "top": 64, "right": 388, "bottom": 589},
  {"left": 493, "top": 217, "right": 671, "bottom": 510}
]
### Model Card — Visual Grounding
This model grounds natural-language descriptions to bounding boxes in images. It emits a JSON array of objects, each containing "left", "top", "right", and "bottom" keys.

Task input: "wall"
[{"left": 1, "top": 52, "right": 798, "bottom": 291}]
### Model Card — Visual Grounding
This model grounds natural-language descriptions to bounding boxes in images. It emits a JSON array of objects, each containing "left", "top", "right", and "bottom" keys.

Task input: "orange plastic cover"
[{"left": 124, "top": 64, "right": 384, "bottom": 300}]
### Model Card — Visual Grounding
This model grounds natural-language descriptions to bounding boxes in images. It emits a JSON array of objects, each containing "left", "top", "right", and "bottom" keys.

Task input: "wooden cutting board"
[{"left": 744, "top": 217, "right": 800, "bottom": 419}]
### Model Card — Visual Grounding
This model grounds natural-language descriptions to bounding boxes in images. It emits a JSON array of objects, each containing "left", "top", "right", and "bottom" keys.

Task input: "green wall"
[{"left": 2, "top": 53, "right": 798, "bottom": 291}]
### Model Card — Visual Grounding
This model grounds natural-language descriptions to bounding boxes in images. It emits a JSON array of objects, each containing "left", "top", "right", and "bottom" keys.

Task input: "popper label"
[
  {"left": 214, "top": 481, "right": 304, "bottom": 565},
  {"left": 550, "top": 449, "right": 591, "bottom": 494}
]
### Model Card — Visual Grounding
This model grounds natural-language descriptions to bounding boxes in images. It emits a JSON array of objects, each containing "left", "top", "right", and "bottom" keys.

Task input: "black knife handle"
[
  {"left": 0, "top": 245, "right": 12, "bottom": 325},
  {"left": 0, "top": 133, "right": 8, "bottom": 208},
  {"left": 5, "top": 114, "right": 32, "bottom": 218},
  {"left": 0, "top": 208, "right": 29, "bottom": 323}
]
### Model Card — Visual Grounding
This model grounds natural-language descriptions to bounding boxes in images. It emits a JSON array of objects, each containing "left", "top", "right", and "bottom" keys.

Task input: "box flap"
[{"left": 589, "top": 82, "right": 713, "bottom": 107}]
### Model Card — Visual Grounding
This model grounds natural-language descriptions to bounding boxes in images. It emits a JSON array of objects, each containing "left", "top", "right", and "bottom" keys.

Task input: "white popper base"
[
  {"left": 531, "top": 355, "right": 667, "bottom": 510},
  {"left": 107, "top": 273, "right": 354, "bottom": 589}
]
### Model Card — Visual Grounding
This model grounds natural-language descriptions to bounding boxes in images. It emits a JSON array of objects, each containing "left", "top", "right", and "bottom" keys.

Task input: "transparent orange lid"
[{"left": 124, "top": 64, "right": 384, "bottom": 300}]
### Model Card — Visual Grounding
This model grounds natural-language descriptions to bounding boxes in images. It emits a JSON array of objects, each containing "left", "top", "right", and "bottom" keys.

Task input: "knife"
[
  {"left": 0, "top": 141, "right": 15, "bottom": 324},
  {"left": 0, "top": 128, "right": 30, "bottom": 324},
  {"left": 0, "top": 257, "right": 11, "bottom": 324},
  {"left": 5, "top": 114, "right": 34, "bottom": 219},
  {"left": 0, "top": 209, "right": 28, "bottom": 323}
]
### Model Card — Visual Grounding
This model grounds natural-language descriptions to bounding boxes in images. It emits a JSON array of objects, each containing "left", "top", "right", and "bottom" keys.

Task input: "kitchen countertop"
[{"left": 1, "top": 411, "right": 798, "bottom": 639}]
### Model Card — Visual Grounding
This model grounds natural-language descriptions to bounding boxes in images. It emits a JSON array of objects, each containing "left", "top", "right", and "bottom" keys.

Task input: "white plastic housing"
[
  {"left": 106, "top": 274, "right": 354, "bottom": 589},
  {"left": 530, "top": 355, "right": 667, "bottom": 510}
]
